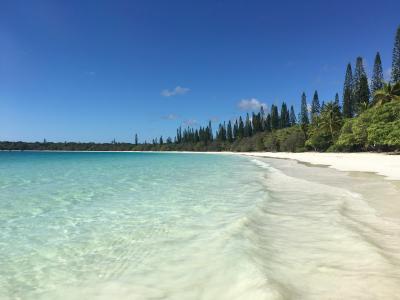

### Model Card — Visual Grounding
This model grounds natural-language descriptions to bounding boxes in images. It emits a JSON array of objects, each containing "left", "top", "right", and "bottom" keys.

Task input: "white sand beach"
[{"left": 238, "top": 152, "right": 400, "bottom": 181}]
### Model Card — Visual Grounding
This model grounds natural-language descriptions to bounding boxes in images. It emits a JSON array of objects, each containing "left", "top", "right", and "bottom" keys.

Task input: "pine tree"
[
  {"left": 208, "top": 121, "right": 213, "bottom": 141},
  {"left": 353, "top": 57, "right": 369, "bottom": 113},
  {"left": 238, "top": 117, "right": 244, "bottom": 138},
  {"left": 334, "top": 93, "right": 340, "bottom": 106},
  {"left": 270, "top": 105, "right": 279, "bottom": 130},
  {"left": 227, "top": 121, "right": 233, "bottom": 142},
  {"left": 233, "top": 120, "right": 239, "bottom": 140},
  {"left": 280, "top": 102, "right": 290, "bottom": 128},
  {"left": 265, "top": 114, "right": 271, "bottom": 132},
  {"left": 251, "top": 112, "right": 259, "bottom": 133},
  {"left": 343, "top": 63, "right": 354, "bottom": 118},
  {"left": 300, "top": 92, "right": 309, "bottom": 125},
  {"left": 216, "top": 124, "right": 222, "bottom": 141},
  {"left": 260, "top": 106, "right": 266, "bottom": 130},
  {"left": 134, "top": 133, "right": 138, "bottom": 145},
  {"left": 244, "top": 113, "right": 252, "bottom": 137},
  {"left": 353, "top": 57, "right": 366, "bottom": 90},
  {"left": 289, "top": 105, "right": 297, "bottom": 126},
  {"left": 371, "top": 52, "right": 384, "bottom": 96},
  {"left": 176, "top": 126, "right": 182, "bottom": 143},
  {"left": 392, "top": 25, "right": 400, "bottom": 83},
  {"left": 311, "top": 90, "right": 321, "bottom": 123},
  {"left": 358, "top": 75, "right": 370, "bottom": 110}
]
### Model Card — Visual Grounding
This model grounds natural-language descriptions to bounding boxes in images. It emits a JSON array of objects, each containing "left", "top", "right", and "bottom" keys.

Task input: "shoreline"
[
  {"left": 3, "top": 150, "right": 400, "bottom": 181},
  {"left": 238, "top": 152, "right": 400, "bottom": 181}
]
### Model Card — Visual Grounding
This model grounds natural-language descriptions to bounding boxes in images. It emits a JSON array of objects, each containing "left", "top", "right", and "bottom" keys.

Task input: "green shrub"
[{"left": 335, "top": 101, "right": 400, "bottom": 151}]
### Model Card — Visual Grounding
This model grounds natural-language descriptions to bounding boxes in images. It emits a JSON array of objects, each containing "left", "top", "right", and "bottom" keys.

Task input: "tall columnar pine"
[
  {"left": 217, "top": 122, "right": 227, "bottom": 141},
  {"left": 134, "top": 133, "right": 138, "bottom": 145},
  {"left": 358, "top": 75, "right": 370, "bottom": 111},
  {"left": 371, "top": 52, "right": 384, "bottom": 95},
  {"left": 223, "top": 122, "right": 227, "bottom": 141},
  {"left": 280, "top": 102, "right": 290, "bottom": 128},
  {"left": 244, "top": 113, "right": 252, "bottom": 137},
  {"left": 392, "top": 25, "right": 400, "bottom": 83},
  {"left": 217, "top": 123, "right": 226, "bottom": 141},
  {"left": 289, "top": 105, "right": 297, "bottom": 126},
  {"left": 233, "top": 120, "right": 238, "bottom": 140},
  {"left": 343, "top": 63, "right": 354, "bottom": 118},
  {"left": 334, "top": 93, "right": 340, "bottom": 107},
  {"left": 238, "top": 116, "right": 244, "bottom": 138},
  {"left": 270, "top": 105, "right": 280, "bottom": 130},
  {"left": 208, "top": 121, "right": 213, "bottom": 141},
  {"left": 260, "top": 106, "right": 266, "bottom": 130},
  {"left": 227, "top": 121, "right": 233, "bottom": 142},
  {"left": 251, "top": 112, "right": 262, "bottom": 133},
  {"left": 311, "top": 90, "right": 321, "bottom": 123},
  {"left": 265, "top": 114, "right": 272, "bottom": 132},
  {"left": 353, "top": 57, "right": 370, "bottom": 113},
  {"left": 176, "top": 127, "right": 182, "bottom": 143},
  {"left": 300, "top": 92, "right": 309, "bottom": 125}
]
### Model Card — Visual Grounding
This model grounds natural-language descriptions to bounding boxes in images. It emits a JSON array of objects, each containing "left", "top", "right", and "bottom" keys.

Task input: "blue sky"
[{"left": 1, "top": 0, "right": 399, "bottom": 143}]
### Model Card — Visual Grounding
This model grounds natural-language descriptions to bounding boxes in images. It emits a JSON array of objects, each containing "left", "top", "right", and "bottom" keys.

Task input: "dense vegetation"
[{"left": 1, "top": 26, "right": 400, "bottom": 153}]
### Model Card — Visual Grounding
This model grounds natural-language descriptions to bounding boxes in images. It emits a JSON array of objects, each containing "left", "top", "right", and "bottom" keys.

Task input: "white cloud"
[
  {"left": 183, "top": 119, "right": 197, "bottom": 126},
  {"left": 237, "top": 98, "right": 267, "bottom": 111},
  {"left": 162, "top": 114, "right": 178, "bottom": 120},
  {"left": 161, "top": 86, "right": 190, "bottom": 97}
]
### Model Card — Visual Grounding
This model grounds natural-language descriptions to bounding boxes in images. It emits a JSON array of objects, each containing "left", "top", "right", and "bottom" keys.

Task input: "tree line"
[
  {"left": 1, "top": 25, "right": 400, "bottom": 152},
  {"left": 138, "top": 25, "right": 400, "bottom": 152}
]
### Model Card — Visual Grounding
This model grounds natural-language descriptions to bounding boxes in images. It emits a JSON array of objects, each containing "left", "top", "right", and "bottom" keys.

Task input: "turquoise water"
[
  {"left": 0, "top": 152, "right": 268, "bottom": 299},
  {"left": 1, "top": 152, "right": 400, "bottom": 299}
]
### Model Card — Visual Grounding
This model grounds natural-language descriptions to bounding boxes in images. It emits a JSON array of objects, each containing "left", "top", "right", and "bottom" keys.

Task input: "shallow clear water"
[{"left": 0, "top": 152, "right": 400, "bottom": 299}]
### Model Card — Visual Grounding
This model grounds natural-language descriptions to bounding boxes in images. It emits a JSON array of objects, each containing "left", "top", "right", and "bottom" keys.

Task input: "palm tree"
[
  {"left": 319, "top": 102, "right": 342, "bottom": 141},
  {"left": 372, "top": 82, "right": 400, "bottom": 106}
]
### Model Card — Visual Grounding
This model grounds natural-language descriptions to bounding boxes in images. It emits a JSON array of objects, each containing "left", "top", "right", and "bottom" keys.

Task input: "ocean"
[{"left": 1, "top": 152, "right": 399, "bottom": 299}]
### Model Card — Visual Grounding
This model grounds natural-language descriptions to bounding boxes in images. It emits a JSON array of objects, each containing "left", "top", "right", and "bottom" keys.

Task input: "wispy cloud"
[
  {"left": 161, "top": 86, "right": 190, "bottom": 97},
  {"left": 183, "top": 119, "right": 197, "bottom": 126},
  {"left": 237, "top": 98, "right": 267, "bottom": 111},
  {"left": 162, "top": 114, "right": 178, "bottom": 120}
]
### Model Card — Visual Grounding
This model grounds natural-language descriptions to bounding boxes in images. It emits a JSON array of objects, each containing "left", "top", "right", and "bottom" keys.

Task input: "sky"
[{"left": 1, "top": 0, "right": 400, "bottom": 143}]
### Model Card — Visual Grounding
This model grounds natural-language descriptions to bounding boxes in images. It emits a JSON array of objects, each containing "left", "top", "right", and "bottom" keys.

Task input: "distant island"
[{"left": 2, "top": 25, "right": 400, "bottom": 154}]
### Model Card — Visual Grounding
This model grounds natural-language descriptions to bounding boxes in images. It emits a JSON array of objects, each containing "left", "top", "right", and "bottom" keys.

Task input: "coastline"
[
  {"left": 3, "top": 150, "right": 400, "bottom": 181},
  {"left": 238, "top": 152, "right": 400, "bottom": 181}
]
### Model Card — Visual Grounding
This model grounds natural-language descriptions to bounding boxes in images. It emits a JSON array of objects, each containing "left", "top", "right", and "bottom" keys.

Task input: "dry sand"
[{"left": 238, "top": 152, "right": 400, "bottom": 181}]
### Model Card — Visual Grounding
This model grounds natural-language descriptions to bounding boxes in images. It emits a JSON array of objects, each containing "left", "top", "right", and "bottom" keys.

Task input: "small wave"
[{"left": 242, "top": 156, "right": 400, "bottom": 299}]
